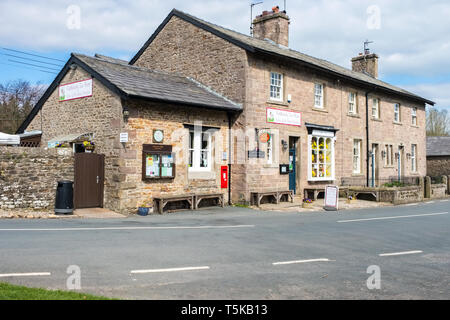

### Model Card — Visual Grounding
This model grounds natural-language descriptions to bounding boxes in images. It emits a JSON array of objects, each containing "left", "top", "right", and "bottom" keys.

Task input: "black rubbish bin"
[{"left": 55, "top": 180, "right": 74, "bottom": 214}]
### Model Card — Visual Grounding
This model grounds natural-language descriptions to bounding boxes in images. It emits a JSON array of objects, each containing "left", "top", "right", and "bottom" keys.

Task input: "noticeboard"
[{"left": 324, "top": 185, "right": 339, "bottom": 211}]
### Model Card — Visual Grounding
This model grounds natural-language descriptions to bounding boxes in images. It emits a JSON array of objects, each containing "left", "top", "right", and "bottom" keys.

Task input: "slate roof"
[
  {"left": 427, "top": 136, "right": 450, "bottom": 156},
  {"left": 73, "top": 53, "right": 242, "bottom": 111},
  {"left": 16, "top": 53, "right": 241, "bottom": 133},
  {"left": 130, "top": 9, "right": 434, "bottom": 106}
]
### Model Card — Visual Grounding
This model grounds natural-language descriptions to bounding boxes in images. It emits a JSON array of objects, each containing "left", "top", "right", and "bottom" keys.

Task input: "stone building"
[
  {"left": 427, "top": 136, "right": 450, "bottom": 176},
  {"left": 17, "top": 8, "right": 434, "bottom": 213}
]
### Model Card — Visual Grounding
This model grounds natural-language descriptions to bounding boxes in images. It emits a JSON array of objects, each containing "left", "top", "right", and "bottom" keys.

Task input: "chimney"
[
  {"left": 252, "top": 6, "right": 290, "bottom": 47},
  {"left": 351, "top": 52, "right": 379, "bottom": 78}
]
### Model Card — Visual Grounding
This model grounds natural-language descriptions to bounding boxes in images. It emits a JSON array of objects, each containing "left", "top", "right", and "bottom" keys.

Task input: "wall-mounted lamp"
[
  {"left": 281, "top": 139, "right": 288, "bottom": 151},
  {"left": 381, "top": 150, "right": 386, "bottom": 158},
  {"left": 123, "top": 106, "right": 130, "bottom": 121},
  {"left": 406, "top": 153, "right": 411, "bottom": 159}
]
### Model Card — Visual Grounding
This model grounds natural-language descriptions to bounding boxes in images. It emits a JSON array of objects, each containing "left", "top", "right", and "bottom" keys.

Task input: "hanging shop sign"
[
  {"left": 266, "top": 107, "right": 301, "bottom": 127},
  {"left": 259, "top": 131, "right": 271, "bottom": 143},
  {"left": 59, "top": 78, "right": 93, "bottom": 102}
]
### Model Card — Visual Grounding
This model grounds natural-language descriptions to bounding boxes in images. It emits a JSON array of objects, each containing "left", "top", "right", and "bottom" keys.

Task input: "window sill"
[
  {"left": 312, "top": 107, "right": 328, "bottom": 113},
  {"left": 393, "top": 121, "right": 402, "bottom": 125},
  {"left": 371, "top": 118, "right": 382, "bottom": 122},
  {"left": 267, "top": 100, "right": 289, "bottom": 107},
  {"left": 347, "top": 113, "right": 360, "bottom": 118},
  {"left": 308, "top": 178, "right": 335, "bottom": 182},
  {"left": 263, "top": 164, "right": 279, "bottom": 169},
  {"left": 410, "top": 125, "right": 419, "bottom": 128},
  {"left": 383, "top": 165, "right": 396, "bottom": 168},
  {"left": 351, "top": 173, "right": 364, "bottom": 177}
]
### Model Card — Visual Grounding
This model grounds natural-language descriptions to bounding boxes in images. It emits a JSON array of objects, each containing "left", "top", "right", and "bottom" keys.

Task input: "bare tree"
[
  {"left": 426, "top": 108, "right": 449, "bottom": 137},
  {"left": 0, "top": 80, "right": 46, "bottom": 134}
]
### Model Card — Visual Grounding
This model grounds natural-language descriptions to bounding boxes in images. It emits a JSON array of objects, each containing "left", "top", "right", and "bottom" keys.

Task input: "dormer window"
[{"left": 270, "top": 72, "right": 283, "bottom": 101}]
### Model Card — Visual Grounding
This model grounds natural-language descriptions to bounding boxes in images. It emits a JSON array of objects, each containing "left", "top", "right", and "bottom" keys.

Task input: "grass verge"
[{"left": 0, "top": 282, "right": 115, "bottom": 300}]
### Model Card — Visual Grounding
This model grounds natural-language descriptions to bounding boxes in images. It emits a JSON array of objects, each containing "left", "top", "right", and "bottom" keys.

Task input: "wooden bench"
[
  {"left": 304, "top": 187, "right": 349, "bottom": 201},
  {"left": 251, "top": 190, "right": 294, "bottom": 207},
  {"left": 153, "top": 194, "right": 194, "bottom": 214},
  {"left": 194, "top": 193, "right": 225, "bottom": 209}
]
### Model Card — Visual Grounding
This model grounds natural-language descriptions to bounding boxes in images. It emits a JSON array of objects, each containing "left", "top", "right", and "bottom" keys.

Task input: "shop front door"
[
  {"left": 289, "top": 148, "right": 296, "bottom": 194},
  {"left": 74, "top": 153, "right": 105, "bottom": 209}
]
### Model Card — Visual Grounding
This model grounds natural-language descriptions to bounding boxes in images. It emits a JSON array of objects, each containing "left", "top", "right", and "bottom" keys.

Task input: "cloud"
[
  {"left": 0, "top": 0, "right": 449, "bottom": 103},
  {"left": 403, "top": 83, "right": 450, "bottom": 110}
]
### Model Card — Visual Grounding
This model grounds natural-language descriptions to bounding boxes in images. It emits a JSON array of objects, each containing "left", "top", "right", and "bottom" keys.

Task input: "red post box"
[{"left": 221, "top": 166, "right": 228, "bottom": 189}]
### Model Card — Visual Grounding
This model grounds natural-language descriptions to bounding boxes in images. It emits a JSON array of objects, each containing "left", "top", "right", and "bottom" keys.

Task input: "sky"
[{"left": 0, "top": 0, "right": 449, "bottom": 111}]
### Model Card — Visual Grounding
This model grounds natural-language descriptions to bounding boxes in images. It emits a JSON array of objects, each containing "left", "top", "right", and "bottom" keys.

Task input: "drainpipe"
[
  {"left": 227, "top": 112, "right": 232, "bottom": 205},
  {"left": 365, "top": 91, "right": 370, "bottom": 187}
]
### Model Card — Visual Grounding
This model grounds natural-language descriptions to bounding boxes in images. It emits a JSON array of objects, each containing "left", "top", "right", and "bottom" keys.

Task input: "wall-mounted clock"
[{"left": 153, "top": 129, "right": 164, "bottom": 143}]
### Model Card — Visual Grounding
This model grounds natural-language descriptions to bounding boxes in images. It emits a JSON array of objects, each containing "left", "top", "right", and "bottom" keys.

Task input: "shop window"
[
  {"left": 266, "top": 133, "right": 274, "bottom": 164},
  {"left": 308, "top": 134, "right": 334, "bottom": 181},
  {"left": 189, "top": 130, "right": 212, "bottom": 171},
  {"left": 142, "top": 144, "right": 175, "bottom": 180}
]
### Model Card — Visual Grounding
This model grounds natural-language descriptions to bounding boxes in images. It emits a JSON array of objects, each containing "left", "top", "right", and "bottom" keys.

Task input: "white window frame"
[
  {"left": 372, "top": 98, "right": 379, "bottom": 119},
  {"left": 307, "top": 131, "right": 335, "bottom": 181},
  {"left": 348, "top": 92, "right": 357, "bottom": 115},
  {"left": 314, "top": 83, "right": 324, "bottom": 108},
  {"left": 411, "top": 107, "right": 417, "bottom": 126},
  {"left": 411, "top": 144, "right": 417, "bottom": 172},
  {"left": 270, "top": 72, "right": 283, "bottom": 101},
  {"left": 267, "top": 133, "right": 273, "bottom": 165},
  {"left": 188, "top": 130, "right": 212, "bottom": 172},
  {"left": 394, "top": 103, "right": 401, "bottom": 123},
  {"left": 353, "top": 139, "right": 362, "bottom": 174}
]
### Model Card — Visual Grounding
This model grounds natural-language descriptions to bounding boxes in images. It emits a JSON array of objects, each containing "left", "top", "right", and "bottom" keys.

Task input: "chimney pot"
[
  {"left": 351, "top": 53, "right": 379, "bottom": 78},
  {"left": 252, "top": 8, "right": 290, "bottom": 47}
]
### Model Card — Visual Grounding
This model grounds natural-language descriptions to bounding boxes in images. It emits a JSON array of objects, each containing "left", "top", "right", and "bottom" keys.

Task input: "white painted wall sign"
[
  {"left": 120, "top": 132, "right": 129, "bottom": 143},
  {"left": 59, "top": 79, "right": 93, "bottom": 102},
  {"left": 266, "top": 107, "right": 301, "bottom": 126}
]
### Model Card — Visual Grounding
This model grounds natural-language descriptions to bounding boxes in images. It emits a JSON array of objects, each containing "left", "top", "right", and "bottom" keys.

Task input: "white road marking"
[
  {"left": 425, "top": 201, "right": 435, "bottom": 204},
  {"left": 379, "top": 250, "right": 423, "bottom": 257},
  {"left": 0, "top": 225, "right": 255, "bottom": 232},
  {"left": 130, "top": 266, "right": 210, "bottom": 274},
  {"left": 0, "top": 272, "right": 51, "bottom": 278},
  {"left": 337, "top": 212, "right": 448, "bottom": 223},
  {"left": 272, "top": 258, "right": 331, "bottom": 266},
  {"left": 403, "top": 203, "right": 418, "bottom": 206}
]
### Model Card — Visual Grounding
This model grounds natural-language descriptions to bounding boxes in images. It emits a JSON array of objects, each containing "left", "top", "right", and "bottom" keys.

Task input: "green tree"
[
  {"left": 426, "top": 108, "right": 449, "bottom": 136},
  {"left": 0, "top": 80, "right": 46, "bottom": 134}
]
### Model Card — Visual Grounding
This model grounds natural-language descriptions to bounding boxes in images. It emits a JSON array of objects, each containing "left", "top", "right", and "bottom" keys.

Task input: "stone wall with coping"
[{"left": 0, "top": 147, "right": 73, "bottom": 210}]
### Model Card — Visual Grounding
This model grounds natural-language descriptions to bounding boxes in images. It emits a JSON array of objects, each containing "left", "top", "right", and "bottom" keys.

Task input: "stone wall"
[
  {"left": 118, "top": 99, "right": 230, "bottom": 214},
  {"left": 0, "top": 147, "right": 73, "bottom": 210},
  {"left": 431, "top": 183, "right": 447, "bottom": 199},
  {"left": 427, "top": 156, "right": 450, "bottom": 176}
]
